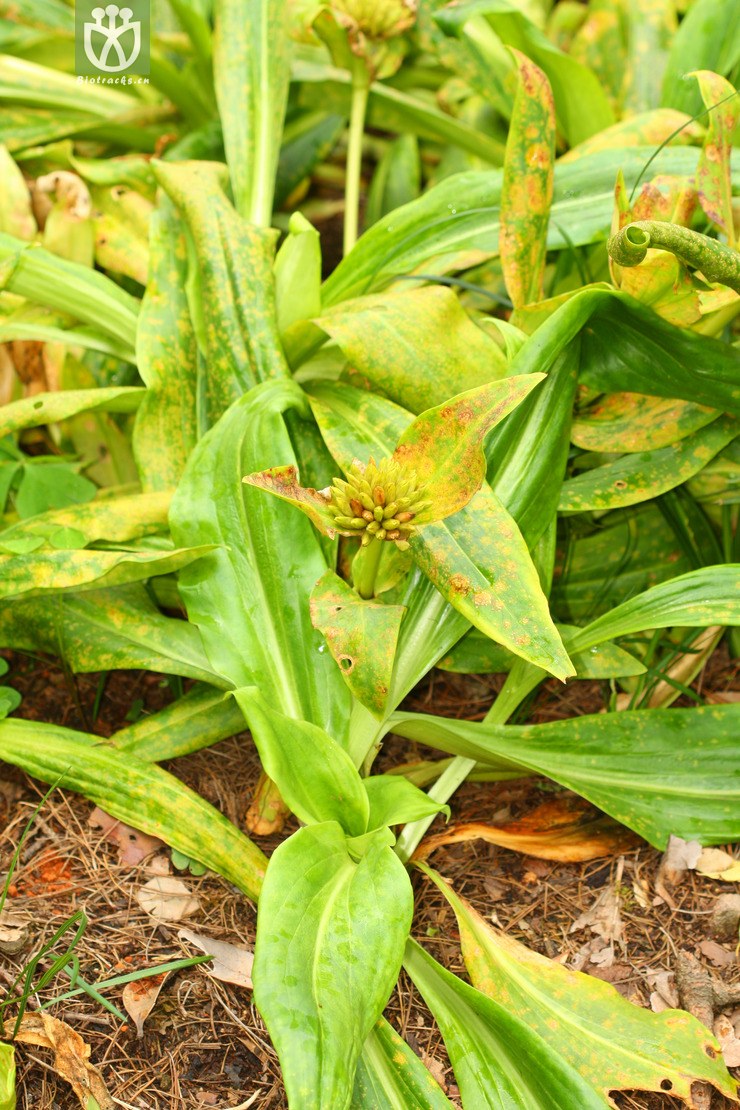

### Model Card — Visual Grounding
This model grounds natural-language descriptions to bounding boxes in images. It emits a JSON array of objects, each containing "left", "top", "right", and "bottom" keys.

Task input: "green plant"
[{"left": 0, "top": 0, "right": 739, "bottom": 1105}]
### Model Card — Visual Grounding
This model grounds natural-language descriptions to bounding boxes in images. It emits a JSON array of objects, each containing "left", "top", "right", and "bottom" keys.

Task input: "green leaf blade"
[{"left": 253, "top": 823, "right": 413, "bottom": 1110}]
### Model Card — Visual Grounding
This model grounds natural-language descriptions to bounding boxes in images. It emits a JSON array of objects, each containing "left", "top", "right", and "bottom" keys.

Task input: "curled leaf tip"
[{"left": 606, "top": 221, "right": 740, "bottom": 292}]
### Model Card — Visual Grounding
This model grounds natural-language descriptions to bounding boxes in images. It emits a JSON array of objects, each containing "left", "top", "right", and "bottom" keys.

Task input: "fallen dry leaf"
[
  {"left": 655, "top": 834, "right": 703, "bottom": 908},
  {"left": 714, "top": 1014, "right": 740, "bottom": 1068},
  {"left": 420, "top": 1052, "right": 448, "bottom": 1093},
  {"left": 570, "top": 885, "right": 624, "bottom": 946},
  {"left": 650, "top": 992, "right": 671, "bottom": 1014},
  {"left": 705, "top": 691, "right": 740, "bottom": 704},
  {"left": 137, "top": 876, "right": 200, "bottom": 922},
  {"left": 568, "top": 936, "right": 610, "bottom": 971},
  {"left": 12, "top": 1012, "right": 113, "bottom": 1109},
  {"left": 122, "top": 972, "right": 170, "bottom": 1037},
  {"left": 89, "top": 806, "right": 165, "bottom": 867},
  {"left": 647, "top": 969, "right": 679, "bottom": 1014},
  {"left": 658, "top": 834, "right": 702, "bottom": 887},
  {"left": 697, "top": 940, "right": 736, "bottom": 968},
  {"left": 413, "top": 797, "right": 639, "bottom": 863},
  {"left": 178, "top": 928, "right": 253, "bottom": 988},
  {"left": 0, "top": 909, "right": 30, "bottom": 955},
  {"left": 696, "top": 848, "right": 740, "bottom": 882}
]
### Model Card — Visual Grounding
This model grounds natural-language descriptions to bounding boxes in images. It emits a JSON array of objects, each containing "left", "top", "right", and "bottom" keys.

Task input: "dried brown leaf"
[
  {"left": 12, "top": 1012, "right": 113, "bottom": 1109},
  {"left": 697, "top": 940, "right": 735, "bottom": 968},
  {"left": 178, "top": 928, "right": 253, "bottom": 988},
  {"left": 714, "top": 1014, "right": 740, "bottom": 1068},
  {"left": 137, "top": 876, "right": 200, "bottom": 922},
  {"left": 122, "top": 972, "right": 170, "bottom": 1037},
  {"left": 89, "top": 805, "right": 165, "bottom": 867}
]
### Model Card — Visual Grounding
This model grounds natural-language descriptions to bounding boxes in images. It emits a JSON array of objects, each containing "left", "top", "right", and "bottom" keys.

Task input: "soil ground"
[{"left": 1, "top": 647, "right": 739, "bottom": 1109}]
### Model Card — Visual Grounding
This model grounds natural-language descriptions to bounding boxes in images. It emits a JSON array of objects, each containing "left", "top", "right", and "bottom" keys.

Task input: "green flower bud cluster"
[{"left": 329, "top": 456, "right": 429, "bottom": 549}]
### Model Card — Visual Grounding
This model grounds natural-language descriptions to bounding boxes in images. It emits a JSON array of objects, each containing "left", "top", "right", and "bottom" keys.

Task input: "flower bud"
[{"left": 328, "top": 455, "right": 427, "bottom": 547}]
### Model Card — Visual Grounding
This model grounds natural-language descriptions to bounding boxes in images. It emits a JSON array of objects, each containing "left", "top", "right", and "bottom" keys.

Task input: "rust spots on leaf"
[
  {"left": 310, "top": 570, "right": 404, "bottom": 717},
  {"left": 242, "top": 464, "right": 337, "bottom": 537},
  {"left": 448, "top": 572, "right": 472, "bottom": 596},
  {"left": 392, "top": 376, "right": 543, "bottom": 522},
  {"left": 500, "top": 50, "right": 555, "bottom": 308},
  {"left": 691, "top": 70, "right": 740, "bottom": 247}
]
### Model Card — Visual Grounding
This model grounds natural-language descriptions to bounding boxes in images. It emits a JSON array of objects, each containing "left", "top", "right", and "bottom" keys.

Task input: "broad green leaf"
[
  {"left": 0, "top": 143, "right": 34, "bottom": 238},
  {"left": 421, "top": 866, "right": 737, "bottom": 1104},
  {"left": 551, "top": 504, "right": 693, "bottom": 621},
  {"left": 621, "top": 0, "right": 675, "bottom": 116},
  {"left": 393, "top": 376, "right": 545, "bottom": 522},
  {"left": 687, "top": 440, "right": 740, "bottom": 506},
  {"left": 0, "top": 585, "right": 221, "bottom": 686},
  {"left": 13, "top": 463, "right": 96, "bottom": 519},
  {"left": 253, "top": 822, "right": 413, "bottom": 1110},
  {"left": 440, "top": 625, "right": 646, "bottom": 679},
  {"left": 500, "top": 51, "right": 555, "bottom": 308},
  {"left": 487, "top": 340, "right": 578, "bottom": 546},
  {"left": 0, "top": 387, "right": 144, "bottom": 438},
  {"left": 568, "top": 4, "right": 625, "bottom": 111},
  {"left": 0, "top": 718, "right": 266, "bottom": 900},
  {"left": 0, "top": 231, "right": 139, "bottom": 346},
  {"left": 152, "top": 160, "right": 289, "bottom": 427},
  {"left": 559, "top": 108, "right": 699, "bottom": 163},
  {"left": 572, "top": 565, "right": 740, "bottom": 650},
  {"left": 391, "top": 703, "right": 740, "bottom": 846},
  {"left": 662, "top": 0, "right": 740, "bottom": 115},
  {"left": 234, "top": 687, "right": 369, "bottom": 835},
  {"left": 310, "top": 571, "right": 404, "bottom": 718},
  {"left": 213, "top": 0, "right": 289, "bottom": 224},
  {"left": 0, "top": 492, "right": 170, "bottom": 550},
  {"left": 571, "top": 393, "right": 718, "bottom": 453},
  {"left": 112, "top": 684, "right": 246, "bottom": 761},
  {"left": 404, "top": 939, "right": 608, "bottom": 1110},
  {"left": 692, "top": 70, "right": 740, "bottom": 246},
  {"left": 511, "top": 288, "right": 740, "bottom": 417},
  {"left": 307, "top": 381, "right": 411, "bottom": 461},
  {"left": 433, "top": 0, "right": 615, "bottom": 146},
  {"left": 169, "top": 381, "right": 351, "bottom": 739},
  {"left": 559, "top": 416, "right": 738, "bottom": 512},
  {"left": 322, "top": 148, "right": 722, "bottom": 305},
  {"left": 366, "top": 134, "right": 421, "bottom": 227},
  {"left": 133, "top": 197, "right": 198, "bottom": 492},
  {"left": 0, "top": 544, "right": 214, "bottom": 601},
  {"left": 363, "top": 775, "right": 449, "bottom": 830},
  {"left": 314, "top": 286, "right": 507, "bottom": 413},
  {"left": 353, "top": 1019, "right": 453, "bottom": 1110},
  {"left": 411, "top": 486, "right": 573, "bottom": 680},
  {"left": 0, "top": 1042, "right": 15, "bottom": 1110}
]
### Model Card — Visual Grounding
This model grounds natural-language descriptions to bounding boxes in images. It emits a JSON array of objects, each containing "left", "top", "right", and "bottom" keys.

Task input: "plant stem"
[
  {"left": 354, "top": 539, "right": 383, "bottom": 600},
  {"left": 343, "top": 68, "right": 370, "bottom": 257},
  {"left": 394, "top": 660, "right": 543, "bottom": 863},
  {"left": 607, "top": 221, "right": 740, "bottom": 292}
]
